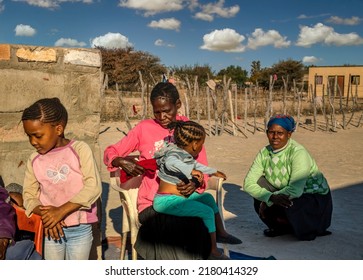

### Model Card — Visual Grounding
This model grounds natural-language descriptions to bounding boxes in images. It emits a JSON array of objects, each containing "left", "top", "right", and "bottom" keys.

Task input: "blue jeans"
[
  {"left": 44, "top": 223, "right": 93, "bottom": 260},
  {"left": 5, "top": 240, "right": 42, "bottom": 260},
  {"left": 153, "top": 192, "right": 219, "bottom": 233}
]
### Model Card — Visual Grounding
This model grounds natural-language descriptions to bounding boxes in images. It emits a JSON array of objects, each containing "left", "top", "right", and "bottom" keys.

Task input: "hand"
[
  {"left": 0, "top": 238, "right": 9, "bottom": 260},
  {"left": 39, "top": 205, "right": 64, "bottom": 228},
  {"left": 44, "top": 222, "right": 66, "bottom": 241},
  {"left": 269, "top": 194, "right": 293, "bottom": 208},
  {"left": 191, "top": 170, "right": 204, "bottom": 184},
  {"left": 176, "top": 180, "right": 197, "bottom": 197},
  {"left": 8, "top": 192, "right": 24, "bottom": 207},
  {"left": 259, "top": 202, "right": 267, "bottom": 219},
  {"left": 112, "top": 157, "right": 145, "bottom": 177},
  {"left": 213, "top": 171, "right": 227, "bottom": 180}
]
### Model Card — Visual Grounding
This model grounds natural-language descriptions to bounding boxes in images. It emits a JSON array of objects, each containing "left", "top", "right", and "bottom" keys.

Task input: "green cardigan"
[{"left": 243, "top": 139, "right": 330, "bottom": 206}]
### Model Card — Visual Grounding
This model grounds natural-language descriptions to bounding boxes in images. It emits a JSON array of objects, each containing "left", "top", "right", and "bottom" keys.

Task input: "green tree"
[
  {"left": 250, "top": 60, "right": 261, "bottom": 83},
  {"left": 170, "top": 64, "right": 214, "bottom": 86},
  {"left": 271, "top": 59, "right": 305, "bottom": 88},
  {"left": 216, "top": 65, "right": 248, "bottom": 88},
  {"left": 98, "top": 47, "right": 166, "bottom": 90},
  {"left": 254, "top": 59, "right": 306, "bottom": 89}
]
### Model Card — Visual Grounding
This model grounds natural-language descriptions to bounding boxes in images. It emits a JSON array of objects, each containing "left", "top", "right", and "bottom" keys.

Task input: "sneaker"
[{"left": 216, "top": 234, "right": 242, "bottom": 244}]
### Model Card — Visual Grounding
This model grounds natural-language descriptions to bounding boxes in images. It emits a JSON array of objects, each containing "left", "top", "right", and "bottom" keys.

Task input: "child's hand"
[
  {"left": 39, "top": 205, "right": 64, "bottom": 228},
  {"left": 0, "top": 238, "right": 9, "bottom": 260},
  {"left": 213, "top": 171, "right": 227, "bottom": 180},
  {"left": 44, "top": 221, "right": 66, "bottom": 241},
  {"left": 191, "top": 170, "right": 204, "bottom": 183}
]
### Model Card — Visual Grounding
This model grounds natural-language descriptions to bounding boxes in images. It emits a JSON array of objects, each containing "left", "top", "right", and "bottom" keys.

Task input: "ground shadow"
[
  {"left": 101, "top": 181, "right": 123, "bottom": 237},
  {"left": 222, "top": 181, "right": 363, "bottom": 260},
  {"left": 100, "top": 181, "right": 124, "bottom": 259}
]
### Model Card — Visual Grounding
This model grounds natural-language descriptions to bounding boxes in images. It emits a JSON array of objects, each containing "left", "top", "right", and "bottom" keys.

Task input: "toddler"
[{"left": 153, "top": 120, "right": 241, "bottom": 260}]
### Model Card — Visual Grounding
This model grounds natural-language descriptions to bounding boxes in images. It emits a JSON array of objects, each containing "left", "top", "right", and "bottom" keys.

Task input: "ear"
[
  {"left": 192, "top": 140, "right": 198, "bottom": 151},
  {"left": 287, "top": 131, "right": 292, "bottom": 139},
  {"left": 55, "top": 123, "right": 64, "bottom": 136},
  {"left": 175, "top": 99, "right": 182, "bottom": 109}
]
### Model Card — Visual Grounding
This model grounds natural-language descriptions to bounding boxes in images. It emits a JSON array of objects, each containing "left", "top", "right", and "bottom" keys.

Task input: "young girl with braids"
[
  {"left": 21, "top": 98, "right": 101, "bottom": 260},
  {"left": 153, "top": 120, "right": 240, "bottom": 260}
]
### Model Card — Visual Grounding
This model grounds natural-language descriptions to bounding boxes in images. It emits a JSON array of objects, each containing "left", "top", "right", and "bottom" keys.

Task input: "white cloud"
[
  {"left": 0, "top": 0, "right": 4, "bottom": 13},
  {"left": 200, "top": 28, "right": 245, "bottom": 52},
  {"left": 14, "top": 24, "right": 36, "bottom": 36},
  {"left": 90, "top": 32, "right": 133, "bottom": 49},
  {"left": 187, "top": 0, "right": 198, "bottom": 11},
  {"left": 247, "top": 28, "right": 290, "bottom": 50},
  {"left": 118, "top": 0, "right": 184, "bottom": 16},
  {"left": 194, "top": 0, "right": 239, "bottom": 21},
  {"left": 296, "top": 23, "right": 363, "bottom": 47},
  {"left": 12, "top": 0, "right": 93, "bottom": 9},
  {"left": 302, "top": 56, "right": 320, "bottom": 64},
  {"left": 54, "top": 38, "right": 87, "bottom": 47},
  {"left": 326, "top": 16, "right": 362, "bottom": 26},
  {"left": 154, "top": 39, "right": 164, "bottom": 46},
  {"left": 154, "top": 39, "right": 175, "bottom": 48},
  {"left": 297, "top": 13, "right": 330, "bottom": 20},
  {"left": 297, "top": 14, "right": 308, "bottom": 19},
  {"left": 194, "top": 12, "right": 213, "bottom": 22},
  {"left": 148, "top": 18, "right": 181, "bottom": 31}
]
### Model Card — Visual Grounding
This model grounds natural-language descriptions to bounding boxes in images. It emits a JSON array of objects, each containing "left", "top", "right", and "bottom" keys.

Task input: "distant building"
[{"left": 308, "top": 66, "right": 363, "bottom": 99}]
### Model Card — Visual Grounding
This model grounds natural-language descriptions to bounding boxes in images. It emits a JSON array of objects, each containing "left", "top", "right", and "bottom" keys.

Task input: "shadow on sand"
[{"left": 222, "top": 181, "right": 363, "bottom": 260}]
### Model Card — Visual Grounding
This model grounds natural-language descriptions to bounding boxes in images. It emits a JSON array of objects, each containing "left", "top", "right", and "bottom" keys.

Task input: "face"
[
  {"left": 23, "top": 120, "right": 64, "bottom": 155},
  {"left": 188, "top": 134, "right": 205, "bottom": 158},
  {"left": 266, "top": 124, "right": 291, "bottom": 150},
  {"left": 152, "top": 97, "right": 181, "bottom": 128}
]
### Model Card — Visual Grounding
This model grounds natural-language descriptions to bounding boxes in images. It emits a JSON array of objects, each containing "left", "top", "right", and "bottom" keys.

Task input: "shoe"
[
  {"left": 263, "top": 228, "right": 289, "bottom": 237},
  {"left": 208, "top": 252, "right": 230, "bottom": 260},
  {"left": 216, "top": 234, "right": 242, "bottom": 244}
]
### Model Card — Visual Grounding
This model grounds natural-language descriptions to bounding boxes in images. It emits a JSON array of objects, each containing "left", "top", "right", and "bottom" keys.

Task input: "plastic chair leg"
[{"left": 120, "top": 233, "right": 127, "bottom": 260}]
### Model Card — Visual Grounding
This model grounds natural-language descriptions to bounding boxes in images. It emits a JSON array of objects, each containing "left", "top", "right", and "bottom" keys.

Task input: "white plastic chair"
[
  {"left": 110, "top": 169, "right": 141, "bottom": 260},
  {"left": 109, "top": 171, "right": 228, "bottom": 260},
  {"left": 206, "top": 176, "right": 230, "bottom": 257}
]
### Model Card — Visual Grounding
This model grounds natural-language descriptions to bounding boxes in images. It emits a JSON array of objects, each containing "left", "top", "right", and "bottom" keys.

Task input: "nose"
[
  {"left": 160, "top": 112, "right": 166, "bottom": 119},
  {"left": 29, "top": 136, "right": 37, "bottom": 146}
]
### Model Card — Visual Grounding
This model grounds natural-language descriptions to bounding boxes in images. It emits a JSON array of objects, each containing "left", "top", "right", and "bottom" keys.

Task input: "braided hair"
[
  {"left": 168, "top": 120, "right": 205, "bottom": 148},
  {"left": 150, "top": 82, "right": 180, "bottom": 104},
  {"left": 21, "top": 97, "right": 68, "bottom": 127}
]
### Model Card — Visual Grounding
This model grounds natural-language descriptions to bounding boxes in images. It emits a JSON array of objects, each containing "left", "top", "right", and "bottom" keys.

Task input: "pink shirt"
[
  {"left": 103, "top": 117, "right": 209, "bottom": 213},
  {"left": 30, "top": 140, "right": 98, "bottom": 226}
]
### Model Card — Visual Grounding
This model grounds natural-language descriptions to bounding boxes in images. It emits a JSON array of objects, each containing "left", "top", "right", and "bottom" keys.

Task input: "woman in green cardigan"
[{"left": 243, "top": 114, "right": 333, "bottom": 241}]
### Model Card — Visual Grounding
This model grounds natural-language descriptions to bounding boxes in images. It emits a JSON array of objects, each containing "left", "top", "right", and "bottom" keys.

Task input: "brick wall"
[{"left": 0, "top": 44, "right": 104, "bottom": 185}]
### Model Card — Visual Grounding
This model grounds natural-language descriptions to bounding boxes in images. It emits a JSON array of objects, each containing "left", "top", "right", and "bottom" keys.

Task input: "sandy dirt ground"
[{"left": 98, "top": 118, "right": 363, "bottom": 260}]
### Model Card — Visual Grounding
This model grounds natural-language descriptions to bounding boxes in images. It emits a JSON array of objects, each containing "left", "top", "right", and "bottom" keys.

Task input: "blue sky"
[{"left": 1, "top": 0, "right": 363, "bottom": 74}]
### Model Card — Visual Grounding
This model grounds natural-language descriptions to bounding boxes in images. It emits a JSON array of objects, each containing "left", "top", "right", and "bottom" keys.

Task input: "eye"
[{"left": 267, "top": 131, "right": 284, "bottom": 136}]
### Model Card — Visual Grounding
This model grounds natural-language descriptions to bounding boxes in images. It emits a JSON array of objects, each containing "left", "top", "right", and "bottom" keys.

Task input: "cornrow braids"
[
  {"left": 21, "top": 97, "right": 68, "bottom": 126},
  {"left": 168, "top": 120, "right": 205, "bottom": 148},
  {"left": 150, "top": 82, "right": 180, "bottom": 104}
]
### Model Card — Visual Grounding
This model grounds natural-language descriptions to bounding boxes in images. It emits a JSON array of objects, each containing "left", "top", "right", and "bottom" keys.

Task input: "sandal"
[
  {"left": 208, "top": 252, "right": 230, "bottom": 260},
  {"left": 216, "top": 234, "right": 242, "bottom": 244}
]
